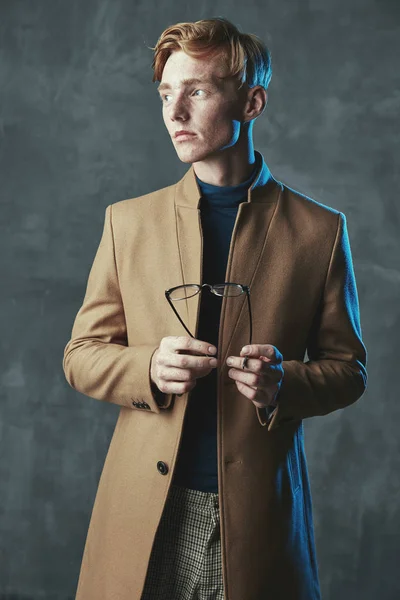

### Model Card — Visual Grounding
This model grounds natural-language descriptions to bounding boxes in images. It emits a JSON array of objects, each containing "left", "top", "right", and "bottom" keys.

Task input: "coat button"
[{"left": 157, "top": 461, "right": 169, "bottom": 475}]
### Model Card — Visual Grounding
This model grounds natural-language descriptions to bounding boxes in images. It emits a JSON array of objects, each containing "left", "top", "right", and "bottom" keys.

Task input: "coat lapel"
[
  {"left": 220, "top": 190, "right": 280, "bottom": 362},
  {"left": 173, "top": 172, "right": 203, "bottom": 337},
  {"left": 174, "top": 151, "right": 282, "bottom": 361}
]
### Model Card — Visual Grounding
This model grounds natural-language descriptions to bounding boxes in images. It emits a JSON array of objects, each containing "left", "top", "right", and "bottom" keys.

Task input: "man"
[{"left": 63, "top": 17, "right": 367, "bottom": 600}]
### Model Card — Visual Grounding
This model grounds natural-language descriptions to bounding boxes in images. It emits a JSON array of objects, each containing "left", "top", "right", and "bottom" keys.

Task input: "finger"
[
  {"left": 228, "top": 367, "right": 260, "bottom": 389},
  {"left": 226, "top": 356, "right": 282, "bottom": 389},
  {"left": 235, "top": 379, "right": 278, "bottom": 408},
  {"left": 164, "top": 352, "right": 218, "bottom": 370},
  {"left": 226, "top": 356, "right": 263, "bottom": 372},
  {"left": 158, "top": 366, "right": 197, "bottom": 382},
  {"left": 168, "top": 336, "right": 217, "bottom": 357},
  {"left": 235, "top": 380, "right": 259, "bottom": 401},
  {"left": 240, "top": 344, "right": 282, "bottom": 364},
  {"left": 268, "top": 347, "right": 283, "bottom": 363}
]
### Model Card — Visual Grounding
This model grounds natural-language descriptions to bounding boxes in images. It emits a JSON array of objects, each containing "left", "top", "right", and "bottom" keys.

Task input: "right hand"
[{"left": 150, "top": 336, "right": 218, "bottom": 396}]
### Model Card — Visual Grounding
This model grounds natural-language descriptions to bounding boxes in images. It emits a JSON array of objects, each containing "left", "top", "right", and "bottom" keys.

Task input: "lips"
[{"left": 175, "top": 131, "right": 195, "bottom": 138}]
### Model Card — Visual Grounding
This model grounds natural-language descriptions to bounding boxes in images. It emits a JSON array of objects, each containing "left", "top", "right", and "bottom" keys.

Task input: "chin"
[
  {"left": 175, "top": 152, "right": 194, "bottom": 164},
  {"left": 174, "top": 148, "right": 201, "bottom": 164},
  {"left": 175, "top": 146, "right": 219, "bottom": 165}
]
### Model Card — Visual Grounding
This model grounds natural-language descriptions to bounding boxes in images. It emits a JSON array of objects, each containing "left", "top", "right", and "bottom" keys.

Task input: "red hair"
[{"left": 148, "top": 17, "right": 272, "bottom": 91}]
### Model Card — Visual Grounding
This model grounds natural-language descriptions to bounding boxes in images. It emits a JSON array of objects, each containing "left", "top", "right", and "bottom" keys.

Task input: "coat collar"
[{"left": 175, "top": 150, "right": 279, "bottom": 208}]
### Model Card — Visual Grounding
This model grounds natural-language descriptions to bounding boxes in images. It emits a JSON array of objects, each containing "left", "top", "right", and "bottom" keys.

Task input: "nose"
[{"left": 168, "top": 95, "right": 190, "bottom": 122}]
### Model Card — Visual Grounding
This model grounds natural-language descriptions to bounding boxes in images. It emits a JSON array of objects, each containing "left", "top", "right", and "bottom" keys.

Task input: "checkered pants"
[{"left": 141, "top": 484, "right": 224, "bottom": 600}]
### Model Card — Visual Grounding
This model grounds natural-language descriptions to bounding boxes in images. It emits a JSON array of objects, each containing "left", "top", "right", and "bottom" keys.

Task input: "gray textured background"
[{"left": 1, "top": 0, "right": 399, "bottom": 598}]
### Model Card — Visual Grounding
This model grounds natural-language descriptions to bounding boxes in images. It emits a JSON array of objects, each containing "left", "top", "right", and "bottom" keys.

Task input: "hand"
[
  {"left": 150, "top": 336, "right": 218, "bottom": 396},
  {"left": 226, "top": 344, "right": 284, "bottom": 409}
]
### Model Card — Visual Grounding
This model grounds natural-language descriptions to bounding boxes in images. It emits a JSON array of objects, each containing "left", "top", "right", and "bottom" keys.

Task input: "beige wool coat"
[{"left": 63, "top": 150, "right": 367, "bottom": 600}]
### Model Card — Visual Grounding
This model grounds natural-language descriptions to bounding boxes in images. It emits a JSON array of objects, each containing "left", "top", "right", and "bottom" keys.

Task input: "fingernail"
[
  {"left": 242, "top": 346, "right": 249, "bottom": 354},
  {"left": 208, "top": 346, "right": 217, "bottom": 354}
]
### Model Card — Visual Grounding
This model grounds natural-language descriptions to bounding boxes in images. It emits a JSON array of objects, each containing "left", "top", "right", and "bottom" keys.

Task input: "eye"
[{"left": 159, "top": 89, "right": 206, "bottom": 103}]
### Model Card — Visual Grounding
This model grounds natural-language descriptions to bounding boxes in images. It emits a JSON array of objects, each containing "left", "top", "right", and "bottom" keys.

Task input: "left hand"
[{"left": 226, "top": 344, "right": 284, "bottom": 409}]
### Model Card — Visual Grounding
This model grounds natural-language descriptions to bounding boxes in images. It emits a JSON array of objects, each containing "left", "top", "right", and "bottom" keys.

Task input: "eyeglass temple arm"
[
  {"left": 165, "top": 292, "right": 195, "bottom": 339},
  {"left": 165, "top": 287, "right": 252, "bottom": 346},
  {"left": 245, "top": 287, "right": 253, "bottom": 346}
]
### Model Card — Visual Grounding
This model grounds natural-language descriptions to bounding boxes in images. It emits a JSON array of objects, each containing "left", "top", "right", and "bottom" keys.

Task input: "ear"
[
  {"left": 244, "top": 86, "right": 268, "bottom": 122},
  {"left": 256, "top": 88, "right": 268, "bottom": 118}
]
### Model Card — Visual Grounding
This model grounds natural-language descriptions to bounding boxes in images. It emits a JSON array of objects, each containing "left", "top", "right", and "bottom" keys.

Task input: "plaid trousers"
[{"left": 141, "top": 484, "right": 224, "bottom": 600}]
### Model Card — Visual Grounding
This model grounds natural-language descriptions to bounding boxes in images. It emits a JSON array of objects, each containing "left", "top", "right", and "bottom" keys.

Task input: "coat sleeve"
[
  {"left": 62, "top": 204, "right": 173, "bottom": 413},
  {"left": 261, "top": 211, "right": 367, "bottom": 430}
]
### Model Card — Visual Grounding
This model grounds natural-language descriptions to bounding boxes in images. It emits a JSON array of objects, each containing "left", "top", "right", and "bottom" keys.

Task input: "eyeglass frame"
[{"left": 164, "top": 283, "right": 253, "bottom": 356}]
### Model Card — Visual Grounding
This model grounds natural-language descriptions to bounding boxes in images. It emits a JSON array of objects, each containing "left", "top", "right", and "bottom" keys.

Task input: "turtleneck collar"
[
  {"left": 194, "top": 155, "right": 261, "bottom": 209},
  {"left": 175, "top": 150, "right": 280, "bottom": 209}
]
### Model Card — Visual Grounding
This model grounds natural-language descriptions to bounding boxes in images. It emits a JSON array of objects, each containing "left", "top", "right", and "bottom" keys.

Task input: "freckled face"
[{"left": 158, "top": 49, "right": 246, "bottom": 163}]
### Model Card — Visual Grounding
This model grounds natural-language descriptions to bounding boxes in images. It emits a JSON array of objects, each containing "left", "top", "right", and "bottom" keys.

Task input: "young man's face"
[{"left": 158, "top": 49, "right": 248, "bottom": 164}]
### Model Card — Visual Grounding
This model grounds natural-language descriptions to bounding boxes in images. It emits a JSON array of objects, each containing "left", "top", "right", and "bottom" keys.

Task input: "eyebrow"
[{"left": 157, "top": 78, "right": 218, "bottom": 93}]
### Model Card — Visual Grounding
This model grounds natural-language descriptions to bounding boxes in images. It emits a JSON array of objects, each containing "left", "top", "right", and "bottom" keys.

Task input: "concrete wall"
[{"left": 1, "top": 1, "right": 399, "bottom": 597}]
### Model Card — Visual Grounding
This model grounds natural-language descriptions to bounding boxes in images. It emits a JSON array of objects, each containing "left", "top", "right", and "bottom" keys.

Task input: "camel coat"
[{"left": 63, "top": 151, "right": 367, "bottom": 600}]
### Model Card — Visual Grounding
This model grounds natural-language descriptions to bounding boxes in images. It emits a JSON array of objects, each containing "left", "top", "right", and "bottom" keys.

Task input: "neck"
[{"left": 193, "top": 132, "right": 256, "bottom": 187}]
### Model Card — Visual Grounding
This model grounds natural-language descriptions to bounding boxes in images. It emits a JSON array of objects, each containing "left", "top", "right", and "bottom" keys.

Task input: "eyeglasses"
[{"left": 165, "top": 283, "right": 253, "bottom": 356}]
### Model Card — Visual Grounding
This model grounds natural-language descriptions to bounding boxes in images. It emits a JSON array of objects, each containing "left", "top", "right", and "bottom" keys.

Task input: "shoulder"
[
  {"left": 109, "top": 181, "right": 176, "bottom": 221},
  {"left": 276, "top": 180, "right": 345, "bottom": 238},
  {"left": 280, "top": 182, "right": 341, "bottom": 219}
]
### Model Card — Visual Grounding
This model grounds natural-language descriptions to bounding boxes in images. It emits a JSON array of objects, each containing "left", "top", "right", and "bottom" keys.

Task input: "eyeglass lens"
[{"left": 169, "top": 284, "right": 243, "bottom": 301}]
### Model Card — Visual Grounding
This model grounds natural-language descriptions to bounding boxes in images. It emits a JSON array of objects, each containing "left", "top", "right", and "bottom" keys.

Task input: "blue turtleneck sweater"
[{"left": 172, "top": 162, "right": 259, "bottom": 493}]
